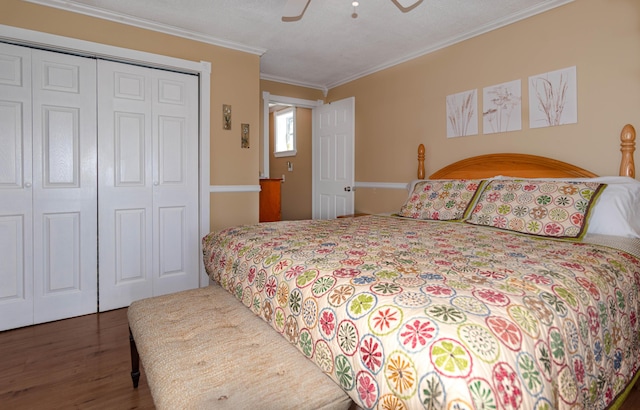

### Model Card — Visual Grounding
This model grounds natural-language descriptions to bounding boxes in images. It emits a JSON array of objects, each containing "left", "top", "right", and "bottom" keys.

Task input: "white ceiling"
[{"left": 27, "top": 0, "right": 573, "bottom": 92}]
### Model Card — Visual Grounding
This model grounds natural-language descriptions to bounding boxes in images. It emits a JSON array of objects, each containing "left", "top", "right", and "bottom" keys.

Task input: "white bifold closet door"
[
  {"left": 0, "top": 42, "right": 199, "bottom": 330},
  {"left": 97, "top": 60, "right": 199, "bottom": 311},
  {"left": 0, "top": 43, "right": 98, "bottom": 330}
]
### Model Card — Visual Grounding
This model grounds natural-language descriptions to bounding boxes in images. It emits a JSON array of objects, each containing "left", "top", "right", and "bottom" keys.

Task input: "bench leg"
[{"left": 129, "top": 327, "right": 140, "bottom": 388}]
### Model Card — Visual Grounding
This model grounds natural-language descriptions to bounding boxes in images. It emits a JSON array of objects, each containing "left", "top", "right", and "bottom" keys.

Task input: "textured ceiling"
[{"left": 26, "top": 0, "right": 573, "bottom": 91}]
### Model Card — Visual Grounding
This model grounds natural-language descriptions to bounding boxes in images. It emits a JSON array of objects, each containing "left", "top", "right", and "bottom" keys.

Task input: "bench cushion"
[{"left": 128, "top": 285, "right": 353, "bottom": 410}]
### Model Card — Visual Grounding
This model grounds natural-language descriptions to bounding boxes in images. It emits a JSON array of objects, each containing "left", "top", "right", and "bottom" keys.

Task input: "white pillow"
[
  {"left": 587, "top": 177, "right": 640, "bottom": 238},
  {"left": 494, "top": 176, "right": 640, "bottom": 238}
]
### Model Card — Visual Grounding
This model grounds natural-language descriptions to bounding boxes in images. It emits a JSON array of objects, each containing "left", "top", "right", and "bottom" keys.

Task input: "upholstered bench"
[{"left": 127, "top": 284, "right": 354, "bottom": 410}]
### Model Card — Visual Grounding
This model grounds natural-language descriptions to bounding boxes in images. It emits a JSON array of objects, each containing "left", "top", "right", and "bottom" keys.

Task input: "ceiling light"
[{"left": 282, "top": 0, "right": 423, "bottom": 22}]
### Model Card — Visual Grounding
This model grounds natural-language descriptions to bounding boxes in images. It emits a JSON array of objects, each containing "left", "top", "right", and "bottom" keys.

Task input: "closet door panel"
[
  {"left": 0, "top": 215, "right": 30, "bottom": 330},
  {"left": 158, "top": 116, "right": 186, "bottom": 184},
  {"left": 42, "top": 212, "right": 80, "bottom": 291},
  {"left": 115, "top": 112, "right": 146, "bottom": 185},
  {"left": 152, "top": 70, "right": 199, "bottom": 296},
  {"left": 31, "top": 49, "right": 97, "bottom": 324},
  {"left": 0, "top": 216, "right": 24, "bottom": 297},
  {"left": 115, "top": 208, "right": 147, "bottom": 282},
  {"left": 41, "top": 106, "right": 79, "bottom": 187},
  {"left": 158, "top": 206, "right": 186, "bottom": 275},
  {"left": 0, "top": 102, "right": 25, "bottom": 186},
  {"left": 0, "top": 43, "right": 33, "bottom": 331},
  {"left": 98, "top": 60, "right": 153, "bottom": 310},
  {"left": 99, "top": 60, "right": 199, "bottom": 308}
]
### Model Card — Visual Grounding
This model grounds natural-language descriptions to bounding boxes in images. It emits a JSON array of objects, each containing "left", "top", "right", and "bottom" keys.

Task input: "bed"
[{"left": 203, "top": 124, "right": 639, "bottom": 409}]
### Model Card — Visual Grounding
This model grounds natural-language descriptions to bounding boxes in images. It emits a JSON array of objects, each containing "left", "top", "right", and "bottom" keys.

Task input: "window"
[{"left": 274, "top": 107, "right": 296, "bottom": 157}]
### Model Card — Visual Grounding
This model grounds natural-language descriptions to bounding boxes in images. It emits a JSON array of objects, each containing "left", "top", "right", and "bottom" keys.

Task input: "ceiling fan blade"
[
  {"left": 390, "top": 0, "right": 423, "bottom": 12},
  {"left": 282, "top": 0, "right": 311, "bottom": 22}
]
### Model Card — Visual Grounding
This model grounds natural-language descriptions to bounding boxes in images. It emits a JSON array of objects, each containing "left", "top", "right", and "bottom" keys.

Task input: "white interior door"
[
  {"left": 98, "top": 60, "right": 199, "bottom": 310},
  {"left": 31, "top": 49, "right": 98, "bottom": 323},
  {"left": 313, "top": 97, "right": 355, "bottom": 219},
  {"left": 0, "top": 43, "right": 34, "bottom": 331}
]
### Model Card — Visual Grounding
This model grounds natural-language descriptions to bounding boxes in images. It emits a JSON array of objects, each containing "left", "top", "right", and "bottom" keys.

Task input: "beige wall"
[
  {"left": 6, "top": 0, "right": 638, "bottom": 223},
  {"left": 2, "top": 0, "right": 261, "bottom": 232},
  {"left": 328, "top": 0, "right": 640, "bottom": 214}
]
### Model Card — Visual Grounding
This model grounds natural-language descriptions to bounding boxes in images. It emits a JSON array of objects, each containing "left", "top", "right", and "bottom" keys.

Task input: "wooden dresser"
[{"left": 259, "top": 179, "right": 282, "bottom": 222}]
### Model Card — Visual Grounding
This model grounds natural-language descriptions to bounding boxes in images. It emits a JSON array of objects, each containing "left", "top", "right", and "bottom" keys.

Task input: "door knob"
[
  {"left": 25, "top": 182, "right": 32, "bottom": 188},
  {"left": 344, "top": 186, "right": 351, "bottom": 192}
]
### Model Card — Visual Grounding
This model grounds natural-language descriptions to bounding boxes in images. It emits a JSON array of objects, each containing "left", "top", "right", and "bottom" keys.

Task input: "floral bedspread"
[{"left": 202, "top": 215, "right": 640, "bottom": 409}]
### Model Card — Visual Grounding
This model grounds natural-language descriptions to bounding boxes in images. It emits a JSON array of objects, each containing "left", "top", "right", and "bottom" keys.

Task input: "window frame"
[{"left": 273, "top": 107, "right": 296, "bottom": 157}]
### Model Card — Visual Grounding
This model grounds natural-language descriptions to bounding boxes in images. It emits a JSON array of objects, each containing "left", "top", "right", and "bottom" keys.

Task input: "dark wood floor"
[
  {"left": 0, "top": 309, "right": 154, "bottom": 409},
  {"left": 622, "top": 383, "right": 640, "bottom": 409},
  {"left": 1, "top": 309, "right": 639, "bottom": 409}
]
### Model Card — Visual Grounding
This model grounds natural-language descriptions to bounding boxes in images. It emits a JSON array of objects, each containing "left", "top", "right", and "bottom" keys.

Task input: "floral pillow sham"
[
  {"left": 493, "top": 176, "right": 640, "bottom": 239},
  {"left": 465, "top": 179, "right": 606, "bottom": 239},
  {"left": 398, "top": 179, "right": 485, "bottom": 220}
]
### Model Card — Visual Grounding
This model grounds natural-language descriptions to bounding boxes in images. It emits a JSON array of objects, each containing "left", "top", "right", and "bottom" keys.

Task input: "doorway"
[
  {"left": 262, "top": 93, "right": 319, "bottom": 221},
  {"left": 269, "top": 105, "right": 313, "bottom": 220},
  {"left": 261, "top": 92, "right": 355, "bottom": 220}
]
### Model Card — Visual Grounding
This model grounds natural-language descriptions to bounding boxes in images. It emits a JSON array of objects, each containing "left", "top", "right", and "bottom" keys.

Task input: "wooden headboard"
[{"left": 417, "top": 124, "right": 636, "bottom": 179}]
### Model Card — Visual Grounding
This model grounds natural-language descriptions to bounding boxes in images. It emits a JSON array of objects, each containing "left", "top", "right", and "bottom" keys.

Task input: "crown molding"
[
  {"left": 24, "top": 0, "right": 266, "bottom": 56},
  {"left": 326, "top": 0, "right": 574, "bottom": 89},
  {"left": 24, "top": 0, "right": 573, "bottom": 92},
  {"left": 260, "top": 73, "right": 328, "bottom": 96}
]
